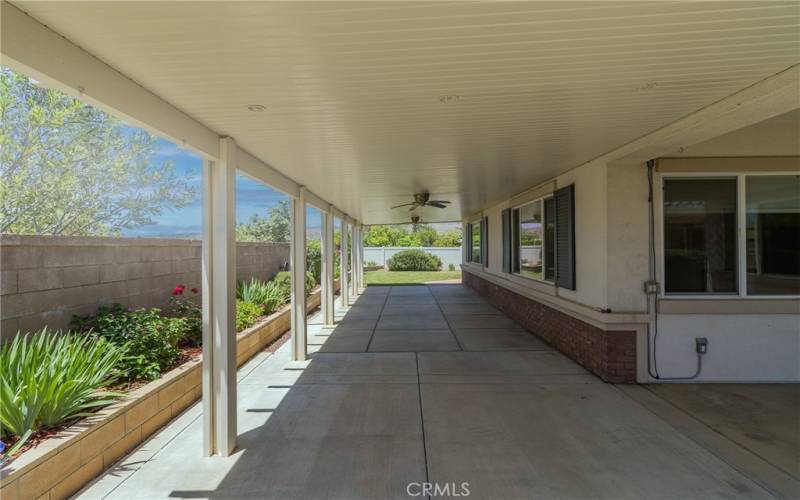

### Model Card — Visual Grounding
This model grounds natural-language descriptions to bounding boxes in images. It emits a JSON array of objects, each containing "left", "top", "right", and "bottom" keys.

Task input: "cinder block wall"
[{"left": 0, "top": 235, "right": 289, "bottom": 336}]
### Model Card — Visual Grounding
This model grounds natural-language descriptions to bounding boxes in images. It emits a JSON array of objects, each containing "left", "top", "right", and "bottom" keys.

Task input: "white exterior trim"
[
  {"left": 655, "top": 170, "right": 800, "bottom": 300},
  {"left": 321, "top": 209, "right": 335, "bottom": 326},
  {"left": 290, "top": 188, "right": 308, "bottom": 361},
  {"left": 510, "top": 195, "right": 556, "bottom": 286},
  {"left": 201, "top": 138, "right": 237, "bottom": 457},
  {"left": 340, "top": 220, "right": 350, "bottom": 308}
]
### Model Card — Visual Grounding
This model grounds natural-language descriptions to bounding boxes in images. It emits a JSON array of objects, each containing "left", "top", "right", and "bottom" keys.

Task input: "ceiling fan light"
[{"left": 246, "top": 104, "right": 267, "bottom": 112}]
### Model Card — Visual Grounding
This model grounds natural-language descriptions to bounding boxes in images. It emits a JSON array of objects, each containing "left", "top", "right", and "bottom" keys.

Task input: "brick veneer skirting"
[{"left": 463, "top": 271, "right": 636, "bottom": 383}]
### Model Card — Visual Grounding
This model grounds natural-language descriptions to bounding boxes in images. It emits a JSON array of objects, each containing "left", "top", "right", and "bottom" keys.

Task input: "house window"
[
  {"left": 746, "top": 175, "right": 800, "bottom": 295},
  {"left": 513, "top": 197, "right": 554, "bottom": 282},
  {"left": 663, "top": 178, "right": 737, "bottom": 294},
  {"left": 470, "top": 219, "right": 482, "bottom": 264},
  {"left": 662, "top": 174, "right": 800, "bottom": 296}
]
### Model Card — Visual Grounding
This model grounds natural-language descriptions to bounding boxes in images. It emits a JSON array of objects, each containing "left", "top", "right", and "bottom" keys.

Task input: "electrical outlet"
[
  {"left": 695, "top": 337, "right": 708, "bottom": 354},
  {"left": 644, "top": 280, "right": 660, "bottom": 295}
]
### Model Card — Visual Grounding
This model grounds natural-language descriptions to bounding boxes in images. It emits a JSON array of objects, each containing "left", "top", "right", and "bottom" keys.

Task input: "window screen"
[
  {"left": 663, "top": 178, "right": 737, "bottom": 294},
  {"left": 746, "top": 175, "right": 800, "bottom": 295},
  {"left": 518, "top": 201, "right": 544, "bottom": 280}
]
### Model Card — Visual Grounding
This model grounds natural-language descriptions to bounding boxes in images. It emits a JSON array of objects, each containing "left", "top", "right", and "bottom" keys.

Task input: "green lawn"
[{"left": 364, "top": 270, "right": 461, "bottom": 285}]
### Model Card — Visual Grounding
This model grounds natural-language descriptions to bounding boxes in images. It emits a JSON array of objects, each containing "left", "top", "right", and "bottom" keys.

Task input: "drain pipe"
[{"left": 645, "top": 159, "right": 704, "bottom": 381}]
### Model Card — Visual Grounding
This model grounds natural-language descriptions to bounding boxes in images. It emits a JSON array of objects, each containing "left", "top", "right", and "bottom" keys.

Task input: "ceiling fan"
[{"left": 391, "top": 192, "right": 451, "bottom": 211}]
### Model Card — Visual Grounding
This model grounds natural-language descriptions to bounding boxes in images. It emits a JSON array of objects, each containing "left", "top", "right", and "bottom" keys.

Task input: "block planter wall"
[
  {"left": 463, "top": 270, "right": 636, "bottom": 383},
  {"left": 0, "top": 281, "right": 339, "bottom": 500},
  {"left": 0, "top": 235, "right": 290, "bottom": 335}
]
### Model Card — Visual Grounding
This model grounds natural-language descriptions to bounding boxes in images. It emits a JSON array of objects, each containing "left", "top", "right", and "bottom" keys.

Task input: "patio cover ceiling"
[{"left": 7, "top": 1, "right": 800, "bottom": 224}]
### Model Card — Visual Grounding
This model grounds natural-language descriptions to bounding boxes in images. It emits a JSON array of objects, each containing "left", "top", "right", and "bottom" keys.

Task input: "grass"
[{"left": 364, "top": 270, "right": 461, "bottom": 285}]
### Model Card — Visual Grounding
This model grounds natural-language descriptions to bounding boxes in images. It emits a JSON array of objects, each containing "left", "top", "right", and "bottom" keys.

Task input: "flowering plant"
[{"left": 169, "top": 285, "right": 202, "bottom": 346}]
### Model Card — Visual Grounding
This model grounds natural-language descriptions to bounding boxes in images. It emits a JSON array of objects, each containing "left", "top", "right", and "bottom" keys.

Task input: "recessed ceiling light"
[
  {"left": 632, "top": 82, "right": 660, "bottom": 92},
  {"left": 438, "top": 95, "right": 461, "bottom": 103},
  {"left": 246, "top": 104, "right": 267, "bottom": 112}
]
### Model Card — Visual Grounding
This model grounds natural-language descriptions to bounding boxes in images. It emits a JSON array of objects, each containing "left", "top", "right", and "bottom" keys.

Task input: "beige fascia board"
[
  {"left": 510, "top": 180, "right": 558, "bottom": 208},
  {"left": 330, "top": 207, "right": 347, "bottom": 220},
  {"left": 656, "top": 156, "right": 800, "bottom": 173},
  {"left": 2, "top": 3, "right": 349, "bottom": 220},
  {"left": 467, "top": 64, "right": 800, "bottom": 218},
  {"left": 0, "top": 2, "right": 219, "bottom": 160},
  {"left": 235, "top": 147, "right": 300, "bottom": 198},
  {"left": 612, "top": 64, "right": 800, "bottom": 164}
]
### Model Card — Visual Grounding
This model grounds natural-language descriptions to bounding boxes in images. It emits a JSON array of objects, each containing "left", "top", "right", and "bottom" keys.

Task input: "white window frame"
[
  {"left": 656, "top": 171, "right": 800, "bottom": 299},
  {"left": 512, "top": 196, "right": 555, "bottom": 285}
]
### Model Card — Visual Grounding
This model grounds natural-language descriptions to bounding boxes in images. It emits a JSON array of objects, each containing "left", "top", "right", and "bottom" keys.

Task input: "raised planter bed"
[{"left": 0, "top": 281, "right": 338, "bottom": 500}]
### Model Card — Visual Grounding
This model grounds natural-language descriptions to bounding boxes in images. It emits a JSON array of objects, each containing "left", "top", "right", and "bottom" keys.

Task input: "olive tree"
[{"left": 0, "top": 68, "right": 195, "bottom": 236}]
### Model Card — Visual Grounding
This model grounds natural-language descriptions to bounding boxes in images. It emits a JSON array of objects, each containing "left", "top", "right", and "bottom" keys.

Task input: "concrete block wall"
[{"left": 0, "top": 235, "right": 289, "bottom": 336}]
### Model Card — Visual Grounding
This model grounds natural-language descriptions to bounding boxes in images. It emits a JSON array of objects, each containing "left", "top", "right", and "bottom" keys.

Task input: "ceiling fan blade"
[
  {"left": 408, "top": 205, "right": 418, "bottom": 211},
  {"left": 390, "top": 203, "right": 415, "bottom": 209},
  {"left": 428, "top": 200, "right": 451, "bottom": 204},
  {"left": 426, "top": 202, "right": 448, "bottom": 208}
]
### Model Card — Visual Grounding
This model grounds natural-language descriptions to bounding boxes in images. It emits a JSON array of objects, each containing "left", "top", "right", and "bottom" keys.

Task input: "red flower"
[
  {"left": 171, "top": 285, "right": 185, "bottom": 296},
  {"left": 191, "top": 288, "right": 199, "bottom": 294}
]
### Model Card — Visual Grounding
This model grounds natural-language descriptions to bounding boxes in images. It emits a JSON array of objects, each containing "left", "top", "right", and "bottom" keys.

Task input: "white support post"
[
  {"left": 341, "top": 219, "right": 350, "bottom": 307},
  {"left": 321, "top": 208, "right": 335, "bottom": 326},
  {"left": 201, "top": 138, "right": 237, "bottom": 457},
  {"left": 350, "top": 223, "right": 358, "bottom": 298},
  {"left": 360, "top": 226, "right": 365, "bottom": 289},
  {"left": 291, "top": 188, "right": 308, "bottom": 361},
  {"left": 356, "top": 224, "right": 364, "bottom": 291}
]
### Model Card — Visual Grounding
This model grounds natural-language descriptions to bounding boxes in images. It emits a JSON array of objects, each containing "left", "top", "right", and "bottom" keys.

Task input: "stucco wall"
[
  {"left": 1, "top": 235, "right": 289, "bottom": 336},
  {"left": 466, "top": 159, "right": 610, "bottom": 311},
  {"left": 461, "top": 155, "right": 800, "bottom": 382},
  {"left": 606, "top": 161, "right": 650, "bottom": 313},
  {"left": 654, "top": 314, "right": 800, "bottom": 382}
]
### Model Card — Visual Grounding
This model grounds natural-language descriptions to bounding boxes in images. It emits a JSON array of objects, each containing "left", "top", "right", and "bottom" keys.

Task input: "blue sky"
[{"left": 123, "top": 138, "right": 323, "bottom": 238}]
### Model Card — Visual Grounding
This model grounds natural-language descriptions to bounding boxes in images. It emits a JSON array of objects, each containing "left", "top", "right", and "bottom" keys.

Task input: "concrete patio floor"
[{"left": 77, "top": 285, "right": 795, "bottom": 500}]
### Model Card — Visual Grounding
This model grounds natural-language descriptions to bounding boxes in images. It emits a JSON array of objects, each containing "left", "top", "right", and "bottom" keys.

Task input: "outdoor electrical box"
[{"left": 644, "top": 280, "right": 660, "bottom": 295}]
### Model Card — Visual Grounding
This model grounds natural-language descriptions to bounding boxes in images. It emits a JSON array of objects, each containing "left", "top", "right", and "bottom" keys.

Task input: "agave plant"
[
  {"left": 0, "top": 328, "right": 124, "bottom": 456},
  {"left": 261, "top": 280, "right": 288, "bottom": 314},
  {"left": 236, "top": 278, "right": 287, "bottom": 314}
]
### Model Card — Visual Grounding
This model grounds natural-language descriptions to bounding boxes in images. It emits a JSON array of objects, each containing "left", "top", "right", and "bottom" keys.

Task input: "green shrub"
[
  {"left": 71, "top": 304, "right": 187, "bottom": 381},
  {"left": 306, "top": 239, "right": 322, "bottom": 284},
  {"left": 387, "top": 249, "right": 442, "bottom": 271},
  {"left": 236, "top": 300, "right": 262, "bottom": 331},
  {"left": 262, "top": 281, "right": 287, "bottom": 314},
  {"left": 0, "top": 328, "right": 123, "bottom": 455},
  {"left": 237, "top": 278, "right": 288, "bottom": 315},
  {"left": 169, "top": 285, "right": 201, "bottom": 346},
  {"left": 448, "top": 263, "right": 456, "bottom": 271},
  {"left": 272, "top": 270, "right": 316, "bottom": 299}
]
